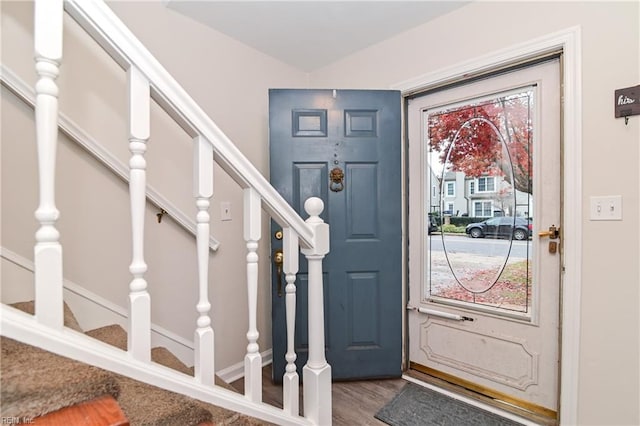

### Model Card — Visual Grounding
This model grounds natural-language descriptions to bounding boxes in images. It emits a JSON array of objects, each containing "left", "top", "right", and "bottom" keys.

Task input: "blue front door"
[{"left": 269, "top": 89, "right": 402, "bottom": 381}]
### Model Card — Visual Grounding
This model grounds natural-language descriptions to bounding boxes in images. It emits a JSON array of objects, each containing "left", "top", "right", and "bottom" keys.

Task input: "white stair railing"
[
  {"left": 7, "top": 0, "right": 333, "bottom": 424},
  {"left": 127, "top": 64, "right": 152, "bottom": 363},
  {"left": 244, "top": 187, "right": 263, "bottom": 402},
  {"left": 283, "top": 227, "right": 301, "bottom": 416},
  {"left": 33, "top": 0, "right": 64, "bottom": 331},
  {"left": 193, "top": 135, "right": 215, "bottom": 386}
]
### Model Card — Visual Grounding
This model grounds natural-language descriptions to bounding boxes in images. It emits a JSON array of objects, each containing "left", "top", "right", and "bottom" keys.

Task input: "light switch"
[
  {"left": 221, "top": 202, "right": 232, "bottom": 221},
  {"left": 590, "top": 195, "right": 622, "bottom": 221}
]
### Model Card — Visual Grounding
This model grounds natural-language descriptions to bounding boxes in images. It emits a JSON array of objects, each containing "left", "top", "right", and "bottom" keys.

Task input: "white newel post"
[
  {"left": 127, "top": 66, "right": 151, "bottom": 362},
  {"left": 301, "top": 197, "right": 332, "bottom": 426},
  {"left": 244, "top": 188, "right": 262, "bottom": 402},
  {"left": 282, "top": 227, "right": 300, "bottom": 416},
  {"left": 193, "top": 136, "right": 215, "bottom": 385},
  {"left": 33, "top": 0, "right": 64, "bottom": 329}
]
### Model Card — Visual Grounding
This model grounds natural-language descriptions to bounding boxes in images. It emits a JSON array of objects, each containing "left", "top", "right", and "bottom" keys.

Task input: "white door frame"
[{"left": 394, "top": 27, "right": 582, "bottom": 425}]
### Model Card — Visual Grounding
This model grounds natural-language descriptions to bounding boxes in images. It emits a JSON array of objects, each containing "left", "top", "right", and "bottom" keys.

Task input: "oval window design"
[{"left": 440, "top": 117, "right": 516, "bottom": 293}]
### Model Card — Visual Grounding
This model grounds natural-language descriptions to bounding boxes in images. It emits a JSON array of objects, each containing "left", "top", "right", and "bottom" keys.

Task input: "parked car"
[
  {"left": 465, "top": 217, "right": 532, "bottom": 240},
  {"left": 427, "top": 214, "right": 439, "bottom": 235}
]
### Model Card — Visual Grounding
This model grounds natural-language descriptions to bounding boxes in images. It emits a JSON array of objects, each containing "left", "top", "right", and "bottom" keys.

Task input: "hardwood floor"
[
  {"left": 230, "top": 365, "right": 407, "bottom": 425},
  {"left": 31, "top": 395, "right": 129, "bottom": 426},
  {"left": 231, "top": 365, "right": 557, "bottom": 426}
]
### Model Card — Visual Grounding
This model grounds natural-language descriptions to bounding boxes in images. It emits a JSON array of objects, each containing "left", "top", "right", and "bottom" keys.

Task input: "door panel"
[
  {"left": 408, "top": 59, "right": 560, "bottom": 414},
  {"left": 292, "top": 163, "right": 329, "bottom": 217},
  {"left": 270, "top": 89, "right": 402, "bottom": 382}
]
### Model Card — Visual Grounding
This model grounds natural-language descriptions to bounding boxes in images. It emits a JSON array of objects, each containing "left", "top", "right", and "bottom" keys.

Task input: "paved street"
[{"left": 427, "top": 233, "right": 531, "bottom": 259}]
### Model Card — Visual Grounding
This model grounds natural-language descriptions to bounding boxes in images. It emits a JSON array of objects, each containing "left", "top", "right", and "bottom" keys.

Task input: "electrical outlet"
[
  {"left": 221, "top": 202, "right": 232, "bottom": 221},
  {"left": 590, "top": 195, "right": 622, "bottom": 221}
]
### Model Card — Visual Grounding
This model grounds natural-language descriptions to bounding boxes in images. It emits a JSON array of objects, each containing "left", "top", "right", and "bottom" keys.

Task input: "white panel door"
[{"left": 407, "top": 59, "right": 561, "bottom": 416}]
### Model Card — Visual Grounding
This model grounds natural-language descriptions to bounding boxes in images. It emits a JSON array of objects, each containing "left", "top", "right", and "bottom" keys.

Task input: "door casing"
[{"left": 394, "top": 27, "right": 582, "bottom": 425}]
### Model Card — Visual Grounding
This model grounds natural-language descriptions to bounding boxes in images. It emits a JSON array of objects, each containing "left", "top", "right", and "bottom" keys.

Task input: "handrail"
[
  {"left": 63, "top": 0, "right": 315, "bottom": 248},
  {"left": 0, "top": 64, "right": 221, "bottom": 252}
]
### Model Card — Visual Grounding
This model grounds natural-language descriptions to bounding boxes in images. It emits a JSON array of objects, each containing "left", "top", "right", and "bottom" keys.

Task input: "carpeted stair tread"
[
  {"left": 151, "top": 346, "right": 192, "bottom": 375},
  {"left": 217, "top": 413, "right": 277, "bottom": 425},
  {"left": 85, "top": 323, "right": 254, "bottom": 423},
  {"left": 4, "top": 303, "right": 263, "bottom": 425},
  {"left": 87, "top": 324, "right": 239, "bottom": 392},
  {"left": 10, "top": 300, "right": 83, "bottom": 333},
  {"left": 86, "top": 324, "right": 128, "bottom": 351},
  {"left": 186, "top": 365, "right": 239, "bottom": 393},
  {"left": 110, "top": 374, "right": 213, "bottom": 426},
  {"left": 110, "top": 373, "right": 269, "bottom": 425},
  {"left": 0, "top": 336, "right": 120, "bottom": 419}
]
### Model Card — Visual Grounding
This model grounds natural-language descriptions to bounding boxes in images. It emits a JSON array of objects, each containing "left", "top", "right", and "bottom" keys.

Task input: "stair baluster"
[
  {"left": 193, "top": 136, "right": 215, "bottom": 385},
  {"left": 282, "top": 227, "right": 300, "bottom": 416},
  {"left": 301, "top": 198, "right": 332, "bottom": 426},
  {"left": 126, "top": 65, "right": 151, "bottom": 362},
  {"left": 243, "top": 188, "right": 262, "bottom": 402},
  {"left": 33, "top": 0, "right": 64, "bottom": 330}
]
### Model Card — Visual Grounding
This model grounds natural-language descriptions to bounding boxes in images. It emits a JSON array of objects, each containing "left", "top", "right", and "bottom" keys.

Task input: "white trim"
[
  {"left": 445, "top": 181, "right": 456, "bottom": 198},
  {"left": 217, "top": 349, "right": 273, "bottom": 384},
  {"left": 476, "top": 176, "right": 496, "bottom": 193},
  {"left": 1, "top": 305, "right": 310, "bottom": 426},
  {"left": 473, "top": 200, "right": 494, "bottom": 218},
  {"left": 0, "top": 65, "right": 220, "bottom": 252},
  {"left": 396, "top": 27, "right": 582, "bottom": 425}
]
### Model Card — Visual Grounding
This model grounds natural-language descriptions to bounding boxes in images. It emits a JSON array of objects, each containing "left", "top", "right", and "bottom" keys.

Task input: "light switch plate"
[
  {"left": 590, "top": 195, "right": 622, "bottom": 221},
  {"left": 221, "top": 202, "right": 232, "bottom": 221}
]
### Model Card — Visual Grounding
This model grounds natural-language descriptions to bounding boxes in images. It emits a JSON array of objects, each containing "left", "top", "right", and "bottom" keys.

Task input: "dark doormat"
[{"left": 375, "top": 382, "right": 524, "bottom": 426}]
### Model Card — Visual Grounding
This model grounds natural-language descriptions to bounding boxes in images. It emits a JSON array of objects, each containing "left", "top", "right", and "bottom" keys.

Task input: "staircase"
[
  {"left": 2, "top": 301, "right": 266, "bottom": 425},
  {"left": 1, "top": 0, "right": 332, "bottom": 424}
]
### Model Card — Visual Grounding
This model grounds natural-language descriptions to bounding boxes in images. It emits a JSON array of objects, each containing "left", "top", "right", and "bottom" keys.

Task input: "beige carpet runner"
[{"left": 1, "top": 301, "right": 270, "bottom": 425}]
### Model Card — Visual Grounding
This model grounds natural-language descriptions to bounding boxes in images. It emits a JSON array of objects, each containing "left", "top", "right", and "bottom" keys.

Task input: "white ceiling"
[{"left": 164, "top": 1, "right": 469, "bottom": 72}]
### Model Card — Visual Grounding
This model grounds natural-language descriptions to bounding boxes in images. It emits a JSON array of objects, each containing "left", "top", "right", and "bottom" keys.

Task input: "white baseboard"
[{"left": 217, "top": 349, "right": 273, "bottom": 384}]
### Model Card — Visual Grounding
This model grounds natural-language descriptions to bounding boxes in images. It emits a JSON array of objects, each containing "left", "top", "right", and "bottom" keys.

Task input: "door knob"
[{"left": 273, "top": 249, "right": 284, "bottom": 297}]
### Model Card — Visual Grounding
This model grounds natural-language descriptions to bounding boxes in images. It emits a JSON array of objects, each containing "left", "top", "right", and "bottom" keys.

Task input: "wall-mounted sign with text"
[{"left": 615, "top": 85, "right": 639, "bottom": 119}]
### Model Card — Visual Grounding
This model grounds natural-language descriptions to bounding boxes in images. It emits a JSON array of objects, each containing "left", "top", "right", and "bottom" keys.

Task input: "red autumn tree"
[{"left": 428, "top": 93, "right": 533, "bottom": 194}]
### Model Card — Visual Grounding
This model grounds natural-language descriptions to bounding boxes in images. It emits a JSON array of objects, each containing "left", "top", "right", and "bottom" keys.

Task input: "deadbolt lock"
[
  {"left": 274, "top": 249, "right": 284, "bottom": 265},
  {"left": 274, "top": 230, "right": 283, "bottom": 240}
]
